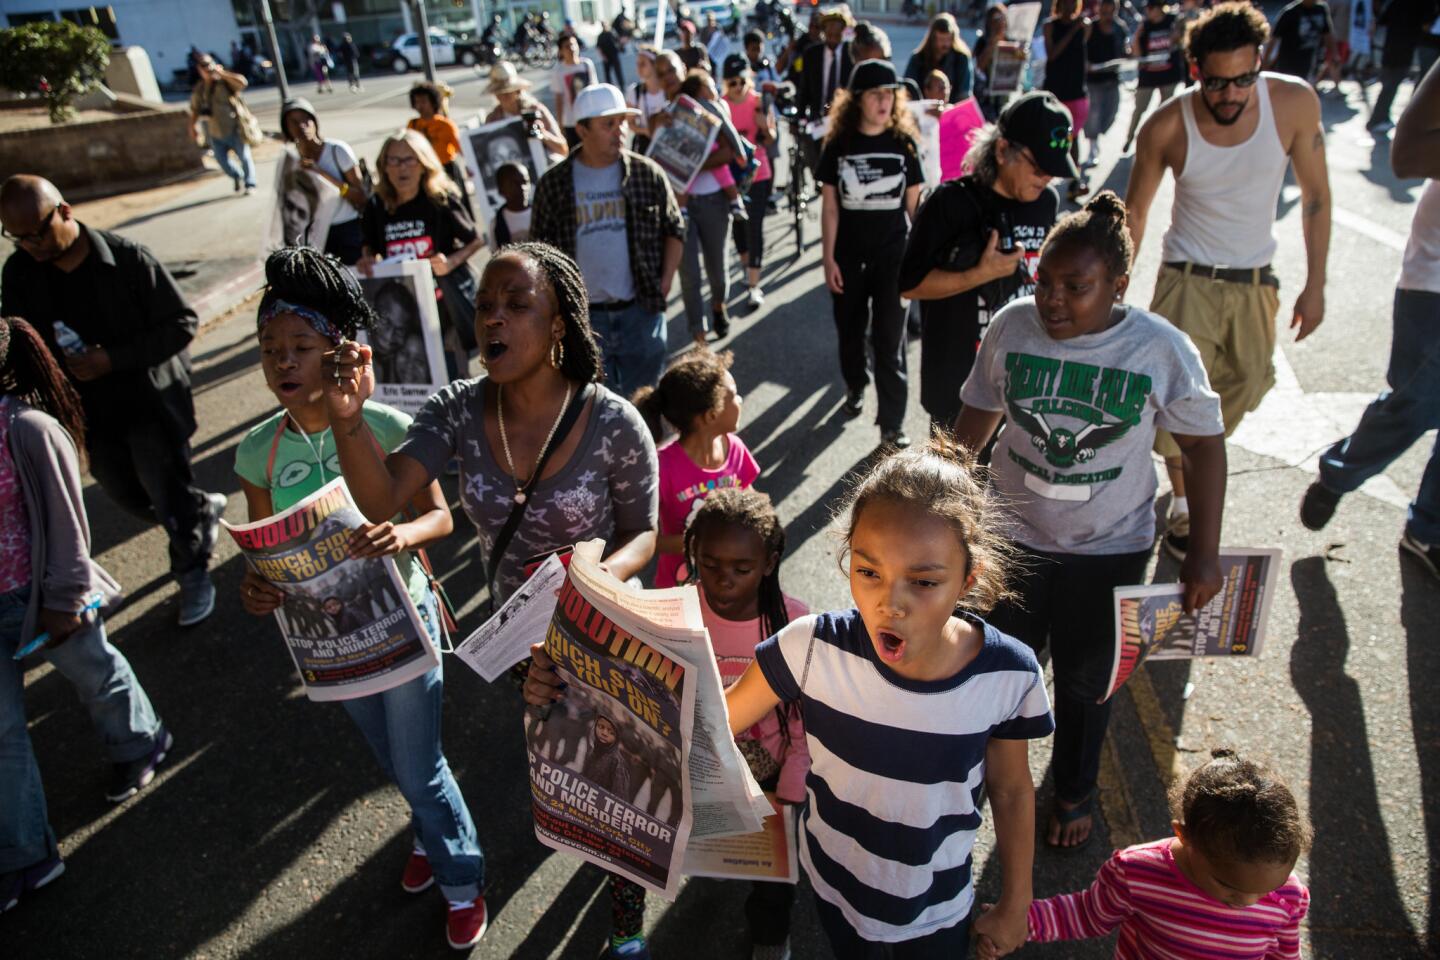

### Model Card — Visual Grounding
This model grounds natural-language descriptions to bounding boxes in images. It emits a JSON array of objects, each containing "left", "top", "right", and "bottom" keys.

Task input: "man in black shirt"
[
  {"left": 0, "top": 175, "right": 227, "bottom": 627},
  {"left": 1265, "top": 0, "right": 1337, "bottom": 82},
  {"left": 899, "top": 92, "right": 1069, "bottom": 429},
  {"left": 1368, "top": 0, "right": 1440, "bottom": 130}
]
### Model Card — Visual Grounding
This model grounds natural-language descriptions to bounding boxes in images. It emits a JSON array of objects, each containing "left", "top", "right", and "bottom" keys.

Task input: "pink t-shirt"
[
  {"left": 700, "top": 586, "right": 811, "bottom": 802},
  {"left": 654, "top": 433, "right": 760, "bottom": 587},
  {"left": 0, "top": 397, "right": 32, "bottom": 595},
  {"left": 727, "top": 92, "right": 773, "bottom": 183},
  {"left": 1028, "top": 838, "right": 1309, "bottom": 959}
]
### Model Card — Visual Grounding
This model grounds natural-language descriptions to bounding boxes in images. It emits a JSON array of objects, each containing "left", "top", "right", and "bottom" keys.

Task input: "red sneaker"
[
  {"left": 401, "top": 849, "right": 434, "bottom": 894},
  {"left": 446, "top": 897, "right": 488, "bottom": 950}
]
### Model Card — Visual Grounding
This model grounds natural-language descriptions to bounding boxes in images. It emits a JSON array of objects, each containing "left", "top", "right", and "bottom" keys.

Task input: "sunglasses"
[
  {"left": 1, "top": 206, "right": 58, "bottom": 244},
  {"left": 1199, "top": 69, "right": 1260, "bottom": 93}
]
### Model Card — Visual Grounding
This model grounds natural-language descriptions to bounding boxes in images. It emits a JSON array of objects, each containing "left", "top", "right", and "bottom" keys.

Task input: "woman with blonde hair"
[
  {"left": 819, "top": 59, "right": 924, "bottom": 449},
  {"left": 904, "top": 12, "right": 975, "bottom": 102},
  {"left": 361, "top": 129, "right": 483, "bottom": 376}
]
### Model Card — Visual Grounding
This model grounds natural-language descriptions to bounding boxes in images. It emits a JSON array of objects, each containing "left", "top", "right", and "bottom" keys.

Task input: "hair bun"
[{"left": 1084, "top": 189, "right": 1127, "bottom": 223}]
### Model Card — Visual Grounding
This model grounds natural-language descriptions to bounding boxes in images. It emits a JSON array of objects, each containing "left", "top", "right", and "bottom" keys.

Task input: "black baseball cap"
[
  {"left": 848, "top": 58, "right": 903, "bottom": 93},
  {"left": 722, "top": 53, "right": 750, "bottom": 80},
  {"left": 998, "top": 91, "right": 1081, "bottom": 179}
]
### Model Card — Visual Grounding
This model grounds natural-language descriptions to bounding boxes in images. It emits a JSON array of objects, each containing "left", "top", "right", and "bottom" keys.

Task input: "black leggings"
[
  {"left": 987, "top": 545, "right": 1152, "bottom": 804},
  {"left": 815, "top": 895, "right": 971, "bottom": 958},
  {"left": 732, "top": 177, "right": 773, "bottom": 270},
  {"left": 832, "top": 253, "right": 908, "bottom": 432}
]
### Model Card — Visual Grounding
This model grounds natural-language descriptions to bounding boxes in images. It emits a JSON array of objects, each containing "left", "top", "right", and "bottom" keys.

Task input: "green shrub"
[{"left": 0, "top": 21, "right": 111, "bottom": 123}]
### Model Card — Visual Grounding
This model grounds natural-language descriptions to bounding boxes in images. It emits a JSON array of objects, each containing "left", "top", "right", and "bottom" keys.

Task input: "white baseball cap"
[{"left": 573, "top": 83, "right": 641, "bottom": 122}]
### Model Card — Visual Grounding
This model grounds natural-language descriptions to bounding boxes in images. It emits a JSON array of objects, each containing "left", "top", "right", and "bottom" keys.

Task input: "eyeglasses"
[
  {"left": 1, "top": 206, "right": 58, "bottom": 244},
  {"left": 1199, "top": 69, "right": 1260, "bottom": 93},
  {"left": 385, "top": 155, "right": 419, "bottom": 168}
]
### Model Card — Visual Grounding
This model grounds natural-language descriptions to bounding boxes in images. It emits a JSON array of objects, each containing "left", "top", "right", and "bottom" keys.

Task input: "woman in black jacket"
[{"left": 903, "top": 12, "right": 975, "bottom": 102}]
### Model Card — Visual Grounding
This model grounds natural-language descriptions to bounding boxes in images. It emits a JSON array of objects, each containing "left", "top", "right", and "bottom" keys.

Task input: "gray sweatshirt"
[{"left": 6, "top": 402, "right": 122, "bottom": 642}]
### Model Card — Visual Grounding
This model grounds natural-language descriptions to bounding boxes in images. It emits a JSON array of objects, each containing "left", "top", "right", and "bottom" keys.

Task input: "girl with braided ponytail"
[
  {"left": 954, "top": 190, "right": 1229, "bottom": 852},
  {"left": 326, "top": 241, "right": 659, "bottom": 959},
  {"left": 1022, "top": 749, "right": 1310, "bottom": 959},
  {"left": 231, "top": 246, "right": 488, "bottom": 951},
  {"left": 1, "top": 316, "right": 172, "bottom": 908},
  {"left": 683, "top": 486, "right": 809, "bottom": 956}
]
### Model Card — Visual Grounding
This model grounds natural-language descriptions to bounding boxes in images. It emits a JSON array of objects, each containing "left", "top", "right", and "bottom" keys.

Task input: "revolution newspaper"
[
  {"left": 1102, "top": 548, "right": 1282, "bottom": 702},
  {"left": 525, "top": 546, "right": 768, "bottom": 898},
  {"left": 223, "top": 478, "right": 439, "bottom": 702}
]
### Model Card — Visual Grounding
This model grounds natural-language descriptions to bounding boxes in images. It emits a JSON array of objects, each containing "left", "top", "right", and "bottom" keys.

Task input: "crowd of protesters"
[{"left": 4, "top": 1, "right": 1440, "bottom": 958}]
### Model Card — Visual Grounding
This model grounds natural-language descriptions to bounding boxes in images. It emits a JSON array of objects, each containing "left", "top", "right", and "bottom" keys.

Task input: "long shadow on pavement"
[
  {"left": 1400, "top": 557, "right": 1440, "bottom": 951},
  {"left": 1289, "top": 556, "right": 1426, "bottom": 959}
]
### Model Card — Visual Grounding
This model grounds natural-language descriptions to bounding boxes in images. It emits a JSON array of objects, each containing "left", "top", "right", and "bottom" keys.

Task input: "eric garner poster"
[
  {"left": 223, "top": 478, "right": 439, "bottom": 702},
  {"left": 356, "top": 259, "right": 448, "bottom": 415},
  {"left": 528, "top": 567, "right": 697, "bottom": 897},
  {"left": 1102, "top": 548, "right": 1282, "bottom": 703}
]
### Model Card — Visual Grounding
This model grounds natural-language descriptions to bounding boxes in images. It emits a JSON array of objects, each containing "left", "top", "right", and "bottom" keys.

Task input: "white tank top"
[
  {"left": 1399, "top": 180, "right": 1440, "bottom": 295},
  {"left": 1160, "top": 75, "right": 1289, "bottom": 268}
]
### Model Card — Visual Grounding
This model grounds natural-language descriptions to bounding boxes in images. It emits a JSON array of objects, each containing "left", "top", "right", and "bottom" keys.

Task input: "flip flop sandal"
[{"left": 1046, "top": 794, "right": 1096, "bottom": 851}]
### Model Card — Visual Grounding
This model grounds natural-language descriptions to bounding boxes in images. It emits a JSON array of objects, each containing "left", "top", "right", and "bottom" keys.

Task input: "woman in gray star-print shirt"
[{"left": 324, "top": 242, "right": 659, "bottom": 605}]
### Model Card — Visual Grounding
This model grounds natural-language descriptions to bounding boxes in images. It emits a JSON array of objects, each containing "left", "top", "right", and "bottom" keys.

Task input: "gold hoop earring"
[{"left": 550, "top": 339, "right": 565, "bottom": 370}]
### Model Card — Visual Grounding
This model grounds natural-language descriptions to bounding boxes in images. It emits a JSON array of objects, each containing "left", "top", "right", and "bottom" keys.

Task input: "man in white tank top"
[
  {"left": 1125, "top": 1, "right": 1331, "bottom": 560},
  {"left": 1301, "top": 61, "right": 1440, "bottom": 580}
]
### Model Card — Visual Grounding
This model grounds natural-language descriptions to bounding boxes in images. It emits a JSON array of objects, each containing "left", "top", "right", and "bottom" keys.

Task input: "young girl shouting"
[
  {"left": 633, "top": 349, "right": 758, "bottom": 588},
  {"left": 1016, "top": 749, "right": 1311, "bottom": 959},
  {"left": 955, "top": 191, "right": 1226, "bottom": 850}
]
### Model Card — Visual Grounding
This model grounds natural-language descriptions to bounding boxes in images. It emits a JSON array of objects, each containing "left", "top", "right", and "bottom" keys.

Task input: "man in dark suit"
[{"left": 797, "top": 8, "right": 854, "bottom": 174}]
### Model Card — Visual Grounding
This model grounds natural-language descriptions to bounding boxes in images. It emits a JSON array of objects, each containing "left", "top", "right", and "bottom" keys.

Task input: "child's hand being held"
[{"left": 973, "top": 900, "right": 1029, "bottom": 957}]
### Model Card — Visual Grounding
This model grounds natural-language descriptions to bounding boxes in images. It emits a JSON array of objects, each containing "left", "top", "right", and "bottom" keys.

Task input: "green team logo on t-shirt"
[
  {"left": 276, "top": 454, "right": 342, "bottom": 489},
  {"left": 1003, "top": 352, "right": 1152, "bottom": 477}
]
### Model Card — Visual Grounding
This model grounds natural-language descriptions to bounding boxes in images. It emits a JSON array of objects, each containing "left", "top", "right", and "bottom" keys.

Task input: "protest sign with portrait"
[
  {"left": 459, "top": 116, "right": 550, "bottom": 251},
  {"left": 356, "top": 259, "right": 448, "bottom": 415},
  {"left": 263, "top": 146, "right": 343, "bottom": 254}
]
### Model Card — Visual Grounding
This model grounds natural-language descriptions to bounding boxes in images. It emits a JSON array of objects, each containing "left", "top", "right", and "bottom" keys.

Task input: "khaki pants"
[{"left": 1152, "top": 264, "right": 1279, "bottom": 458}]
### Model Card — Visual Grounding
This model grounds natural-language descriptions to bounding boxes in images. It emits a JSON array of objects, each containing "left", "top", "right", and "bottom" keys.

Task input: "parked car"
[{"left": 378, "top": 29, "right": 485, "bottom": 73}]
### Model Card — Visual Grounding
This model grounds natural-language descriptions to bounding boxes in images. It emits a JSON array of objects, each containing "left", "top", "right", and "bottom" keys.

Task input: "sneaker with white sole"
[
  {"left": 1401, "top": 532, "right": 1439, "bottom": 581},
  {"left": 747, "top": 286, "right": 765, "bottom": 310},
  {"left": 447, "top": 897, "right": 488, "bottom": 950},
  {"left": 0, "top": 853, "right": 64, "bottom": 912},
  {"left": 176, "top": 569, "right": 217, "bottom": 627},
  {"left": 1162, "top": 513, "right": 1190, "bottom": 562},
  {"left": 106, "top": 726, "right": 173, "bottom": 802},
  {"left": 401, "top": 849, "right": 434, "bottom": 893}
]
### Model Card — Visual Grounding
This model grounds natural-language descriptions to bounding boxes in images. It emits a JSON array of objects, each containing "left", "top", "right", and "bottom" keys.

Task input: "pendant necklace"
[
  {"left": 497, "top": 383, "right": 572, "bottom": 504},
  {"left": 289, "top": 414, "right": 329, "bottom": 482}
]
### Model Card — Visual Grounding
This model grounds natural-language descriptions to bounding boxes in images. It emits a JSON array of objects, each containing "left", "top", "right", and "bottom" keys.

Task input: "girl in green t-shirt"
[{"left": 231, "top": 247, "right": 488, "bottom": 951}]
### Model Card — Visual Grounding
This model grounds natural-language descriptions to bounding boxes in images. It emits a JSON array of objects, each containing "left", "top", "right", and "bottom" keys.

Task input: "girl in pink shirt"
[
  {"left": 633, "top": 349, "right": 760, "bottom": 588},
  {"left": 683, "top": 486, "right": 809, "bottom": 957},
  {"left": 997, "top": 749, "right": 1311, "bottom": 960}
]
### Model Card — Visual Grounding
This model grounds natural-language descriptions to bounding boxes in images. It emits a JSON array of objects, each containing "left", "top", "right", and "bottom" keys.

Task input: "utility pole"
[
  {"left": 412, "top": 0, "right": 437, "bottom": 80},
  {"left": 257, "top": 0, "right": 290, "bottom": 100}
]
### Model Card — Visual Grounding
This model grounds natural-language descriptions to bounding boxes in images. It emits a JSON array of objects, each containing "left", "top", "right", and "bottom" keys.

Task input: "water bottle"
[{"left": 52, "top": 321, "right": 87, "bottom": 356}]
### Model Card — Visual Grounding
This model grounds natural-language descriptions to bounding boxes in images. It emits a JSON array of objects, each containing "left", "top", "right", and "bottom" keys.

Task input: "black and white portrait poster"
[
  {"left": 835, "top": 153, "right": 908, "bottom": 211},
  {"left": 263, "top": 146, "right": 343, "bottom": 254},
  {"left": 357, "top": 259, "right": 448, "bottom": 415},
  {"left": 459, "top": 116, "right": 550, "bottom": 251}
]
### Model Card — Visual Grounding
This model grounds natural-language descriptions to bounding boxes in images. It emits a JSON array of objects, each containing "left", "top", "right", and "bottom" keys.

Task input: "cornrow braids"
[
  {"left": 1171, "top": 749, "right": 1312, "bottom": 865},
  {"left": 683, "top": 486, "right": 790, "bottom": 637},
  {"left": 258, "top": 245, "right": 377, "bottom": 340},
  {"left": 631, "top": 348, "right": 734, "bottom": 442},
  {"left": 1040, "top": 189, "right": 1134, "bottom": 280},
  {"left": 0, "top": 317, "right": 87, "bottom": 458},
  {"left": 502, "top": 242, "right": 604, "bottom": 383}
]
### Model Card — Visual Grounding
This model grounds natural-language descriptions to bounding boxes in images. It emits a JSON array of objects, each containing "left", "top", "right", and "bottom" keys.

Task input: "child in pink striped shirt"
[{"left": 996, "top": 750, "right": 1311, "bottom": 960}]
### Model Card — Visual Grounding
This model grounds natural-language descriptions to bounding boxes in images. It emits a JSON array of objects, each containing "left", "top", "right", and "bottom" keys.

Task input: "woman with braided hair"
[
  {"left": 1, "top": 316, "right": 171, "bottom": 910},
  {"left": 325, "top": 241, "right": 659, "bottom": 959},
  {"left": 231, "top": 246, "right": 487, "bottom": 951}
]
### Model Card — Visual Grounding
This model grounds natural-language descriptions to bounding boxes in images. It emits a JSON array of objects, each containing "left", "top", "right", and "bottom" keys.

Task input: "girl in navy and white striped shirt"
[{"left": 724, "top": 441, "right": 1055, "bottom": 958}]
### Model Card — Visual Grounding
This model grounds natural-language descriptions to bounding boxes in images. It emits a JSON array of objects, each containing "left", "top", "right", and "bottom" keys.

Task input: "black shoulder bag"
[{"left": 483, "top": 383, "right": 592, "bottom": 615}]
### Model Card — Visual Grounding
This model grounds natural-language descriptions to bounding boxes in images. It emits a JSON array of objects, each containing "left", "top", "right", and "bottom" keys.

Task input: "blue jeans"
[
  {"left": 589, "top": 301, "right": 666, "bottom": 400},
  {"left": 0, "top": 585, "right": 163, "bottom": 872},
  {"left": 1318, "top": 288, "right": 1440, "bottom": 544},
  {"left": 338, "top": 592, "right": 482, "bottom": 900},
  {"left": 210, "top": 132, "right": 256, "bottom": 189}
]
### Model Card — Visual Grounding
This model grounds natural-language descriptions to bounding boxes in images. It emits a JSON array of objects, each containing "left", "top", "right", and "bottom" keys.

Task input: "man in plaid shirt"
[{"left": 532, "top": 83, "right": 685, "bottom": 398}]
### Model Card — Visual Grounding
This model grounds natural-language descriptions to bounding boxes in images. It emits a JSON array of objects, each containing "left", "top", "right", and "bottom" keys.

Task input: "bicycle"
[{"left": 774, "top": 89, "right": 812, "bottom": 253}]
